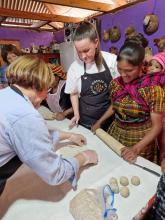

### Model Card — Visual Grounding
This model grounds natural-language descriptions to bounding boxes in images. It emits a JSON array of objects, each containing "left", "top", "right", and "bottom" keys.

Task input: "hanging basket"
[
  {"left": 143, "top": 14, "right": 159, "bottom": 35},
  {"left": 109, "top": 26, "right": 121, "bottom": 43}
]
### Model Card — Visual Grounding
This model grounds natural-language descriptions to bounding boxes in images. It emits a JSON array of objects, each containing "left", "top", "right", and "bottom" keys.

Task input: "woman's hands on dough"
[
  {"left": 69, "top": 133, "right": 86, "bottom": 146},
  {"left": 82, "top": 150, "right": 98, "bottom": 165},
  {"left": 55, "top": 112, "right": 65, "bottom": 121},
  {"left": 81, "top": 150, "right": 98, "bottom": 166},
  {"left": 75, "top": 150, "right": 98, "bottom": 167},
  {"left": 121, "top": 147, "right": 138, "bottom": 163}
]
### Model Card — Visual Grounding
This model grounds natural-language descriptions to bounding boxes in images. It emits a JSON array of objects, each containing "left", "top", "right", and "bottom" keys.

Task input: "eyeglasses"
[{"left": 47, "top": 88, "right": 52, "bottom": 93}]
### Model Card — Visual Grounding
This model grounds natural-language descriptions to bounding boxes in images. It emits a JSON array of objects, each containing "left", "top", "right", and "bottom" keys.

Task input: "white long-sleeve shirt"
[{"left": 0, "top": 87, "right": 78, "bottom": 188}]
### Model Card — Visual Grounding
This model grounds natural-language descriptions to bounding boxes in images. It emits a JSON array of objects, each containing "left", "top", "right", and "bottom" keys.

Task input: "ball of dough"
[
  {"left": 120, "top": 186, "right": 130, "bottom": 198},
  {"left": 109, "top": 177, "right": 118, "bottom": 185},
  {"left": 110, "top": 183, "right": 119, "bottom": 194},
  {"left": 131, "top": 176, "right": 140, "bottom": 186},
  {"left": 120, "top": 176, "right": 129, "bottom": 186}
]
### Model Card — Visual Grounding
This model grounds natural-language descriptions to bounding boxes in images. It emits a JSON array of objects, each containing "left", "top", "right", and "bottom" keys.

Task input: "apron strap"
[
  {"left": 10, "top": 85, "right": 26, "bottom": 99},
  {"left": 102, "top": 58, "right": 113, "bottom": 81},
  {"left": 84, "top": 62, "right": 87, "bottom": 75},
  {"left": 84, "top": 58, "right": 112, "bottom": 80}
]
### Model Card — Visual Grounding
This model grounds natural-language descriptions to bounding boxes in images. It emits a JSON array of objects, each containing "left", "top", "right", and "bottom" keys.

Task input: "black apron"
[{"left": 79, "top": 59, "right": 113, "bottom": 129}]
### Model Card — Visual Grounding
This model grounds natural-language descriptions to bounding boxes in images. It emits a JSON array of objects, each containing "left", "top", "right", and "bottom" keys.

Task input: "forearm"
[
  {"left": 70, "top": 93, "right": 79, "bottom": 116},
  {"left": 75, "top": 153, "right": 86, "bottom": 167},
  {"left": 13, "top": 116, "right": 78, "bottom": 186},
  {"left": 59, "top": 131, "right": 73, "bottom": 141},
  {"left": 25, "top": 152, "right": 79, "bottom": 186},
  {"left": 97, "top": 105, "right": 114, "bottom": 124},
  {"left": 133, "top": 116, "right": 162, "bottom": 154},
  {"left": 133, "top": 128, "right": 161, "bottom": 154},
  {"left": 63, "top": 107, "right": 73, "bottom": 117}
]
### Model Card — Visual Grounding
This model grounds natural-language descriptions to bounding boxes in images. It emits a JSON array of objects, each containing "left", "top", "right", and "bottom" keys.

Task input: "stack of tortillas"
[{"left": 95, "top": 128, "right": 125, "bottom": 156}]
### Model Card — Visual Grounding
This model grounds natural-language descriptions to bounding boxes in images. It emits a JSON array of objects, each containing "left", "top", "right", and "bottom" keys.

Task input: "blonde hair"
[{"left": 6, "top": 55, "right": 54, "bottom": 91}]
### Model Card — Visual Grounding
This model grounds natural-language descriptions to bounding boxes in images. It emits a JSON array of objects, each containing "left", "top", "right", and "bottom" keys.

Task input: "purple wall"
[
  {"left": 53, "top": 30, "right": 64, "bottom": 43},
  {"left": 54, "top": 0, "right": 164, "bottom": 55},
  {"left": 0, "top": 27, "right": 54, "bottom": 48},
  {"left": 100, "top": 0, "right": 165, "bottom": 54}
]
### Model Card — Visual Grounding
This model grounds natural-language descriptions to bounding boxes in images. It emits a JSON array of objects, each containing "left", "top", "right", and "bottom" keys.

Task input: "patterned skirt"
[{"left": 108, "top": 119, "right": 157, "bottom": 163}]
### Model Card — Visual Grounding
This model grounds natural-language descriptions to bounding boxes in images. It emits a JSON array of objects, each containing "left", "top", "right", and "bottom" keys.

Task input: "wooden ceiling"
[{"left": 0, "top": 0, "right": 146, "bottom": 32}]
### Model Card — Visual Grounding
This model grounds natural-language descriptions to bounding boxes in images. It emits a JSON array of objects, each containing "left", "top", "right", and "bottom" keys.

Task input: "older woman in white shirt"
[{"left": 0, "top": 55, "right": 98, "bottom": 196}]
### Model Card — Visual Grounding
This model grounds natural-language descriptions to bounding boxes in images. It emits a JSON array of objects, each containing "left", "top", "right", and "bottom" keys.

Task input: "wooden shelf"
[{"left": 32, "top": 53, "right": 60, "bottom": 65}]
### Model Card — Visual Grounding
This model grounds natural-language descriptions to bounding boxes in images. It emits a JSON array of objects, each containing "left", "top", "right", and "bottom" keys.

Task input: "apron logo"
[{"left": 90, "top": 79, "right": 107, "bottom": 94}]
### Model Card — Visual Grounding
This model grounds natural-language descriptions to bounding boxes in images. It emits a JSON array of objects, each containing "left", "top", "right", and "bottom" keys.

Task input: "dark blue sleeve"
[{"left": 59, "top": 84, "right": 72, "bottom": 110}]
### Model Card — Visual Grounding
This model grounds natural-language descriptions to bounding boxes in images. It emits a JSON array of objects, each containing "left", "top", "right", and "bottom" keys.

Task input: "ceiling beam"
[
  {"left": 43, "top": 3, "right": 63, "bottom": 30},
  {"left": 1, "top": 22, "right": 31, "bottom": 26},
  {"left": 48, "top": 23, "right": 58, "bottom": 30},
  {"left": 34, "top": 0, "right": 117, "bottom": 12},
  {"left": 31, "top": 20, "right": 49, "bottom": 28},
  {"left": 0, "top": 16, "right": 6, "bottom": 26},
  {"left": 0, "top": 16, "right": 6, "bottom": 22},
  {"left": 0, "top": 24, "right": 56, "bottom": 32},
  {"left": 34, "top": 0, "right": 147, "bottom": 13},
  {"left": 108, "top": 0, "right": 147, "bottom": 13},
  {"left": 44, "top": 2, "right": 57, "bottom": 14},
  {"left": 0, "top": 7, "right": 83, "bottom": 23}
]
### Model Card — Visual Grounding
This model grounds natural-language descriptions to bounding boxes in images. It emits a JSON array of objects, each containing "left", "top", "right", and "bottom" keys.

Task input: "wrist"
[
  {"left": 69, "top": 133, "right": 75, "bottom": 141},
  {"left": 53, "top": 112, "right": 57, "bottom": 118},
  {"left": 74, "top": 112, "right": 79, "bottom": 117},
  {"left": 81, "top": 151, "right": 90, "bottom": 165},
  {"left": 97, "top": 119, "right": 102, "bottom": 125},
  {"left": 63, "top": 132, "right": 74, "bottom": 140},
  {"left": 63, "top": 111, "right": 67, "bottom": 117},
  {"left": 75, "top": 153, "right": 86, "bottom": 167},
  {"left": 132, "top": 146, "right": 141, "bottom": 155}
]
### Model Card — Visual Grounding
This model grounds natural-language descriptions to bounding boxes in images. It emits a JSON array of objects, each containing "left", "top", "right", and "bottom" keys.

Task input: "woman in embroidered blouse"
[{"left": 92, "top": 41, "right": 165, "bottom": 163}]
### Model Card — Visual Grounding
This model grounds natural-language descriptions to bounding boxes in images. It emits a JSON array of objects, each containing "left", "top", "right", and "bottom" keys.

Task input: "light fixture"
[
  {"left": 1, "top": 23, "right": 31, "bottom": 28},
  {"left": 125, "top": 0, "right": 138, "bottom": 3}
]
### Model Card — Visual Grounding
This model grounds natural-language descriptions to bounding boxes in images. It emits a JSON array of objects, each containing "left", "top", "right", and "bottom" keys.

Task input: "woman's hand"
[
  {"left": 75, "top": 150, "right": 98, "bottom": 166},
  {"left": 69, "top": 133, "right": 86, "bottom": 146},
  {"left": 91, "top": 121, "right": 101, "bottom": 134},
  {"left": 121, "top": 147, "right": 138, "bottom": 164},
  {"left": 81, "top": 150, "right": 98, "bottom": 165},
  {"left": 38, "top": 106, "right": 55, "bottom": 120},
  {"left": 69, "top": 115, "right": 80, "bottom": 129},
  {"left": 55, "top": 112, "right": 65, "bottom": 121},
  {"left": 161, "top": 158, "right": 165, "bottom": 173}
]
